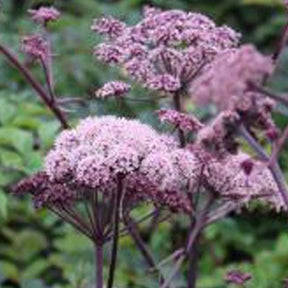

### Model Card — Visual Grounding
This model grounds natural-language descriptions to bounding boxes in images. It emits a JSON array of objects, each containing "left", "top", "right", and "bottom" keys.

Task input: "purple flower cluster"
[
  {"left": 13, "top": 172, "right": 74, "bottom": 208},
  {"left": 158, "top": 109, "right": 203, "bottom": 132},
  {"left": 21, "top": 35, "right": 48, "bottom": 61},
  {"left": 191, "top": 45, "right": 274, "bottom": 110},
  {"left": 225, "top": 270, "right": 252, "bottom": 286},
  {"left": 201, "top": 152, "right": 284, "bottom": 210},
  {"left": 16, "top": 116, "right": 201, "bottom": 212},
  {"left": 28, "top": 6, "right": 61, "bottom": 24},
  {"left": 95, "top": 81, "right": 131, "bottom": 99},
  {"left": 92, "top": 7, "right": 240, "bottom": 94}
]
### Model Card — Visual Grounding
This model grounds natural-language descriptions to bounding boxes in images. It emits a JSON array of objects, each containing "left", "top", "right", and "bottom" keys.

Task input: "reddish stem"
[
  {"left": 173, "top": 92, "right": 185, "bottom": 147},
  {"left": 95, "top": 244, "right": 104, "bottom": 288},
  {"left": 107, "top": 176, "right": 123, "bottom": 288},
  {"left": 269, "top": 124, "right": 288, "bottom": 165},
  {"left": 272, "top": 20, "right": 288, "bottom": 63},
  {"left": 0, "top": 43, "right": 69, "bottom": 129}
]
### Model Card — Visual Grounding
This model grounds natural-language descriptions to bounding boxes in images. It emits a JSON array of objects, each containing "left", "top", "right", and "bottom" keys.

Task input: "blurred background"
[{"left": 0, "top": 0, "right": 288, "bottom": 287}]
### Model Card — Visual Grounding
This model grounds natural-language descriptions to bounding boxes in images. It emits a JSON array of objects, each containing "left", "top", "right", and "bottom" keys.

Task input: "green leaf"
[
  {"left": 38, "top": 121, "right": 60, "bottom": 149},
  {"left": 12, "top": 115, "right": 40, "bottom": 130},
  {"left": 0, "top": 261, "right": 19, "bottom": 279},
  {"left": 242, "top": 0, "right": 282, "bottom": 5},
  {"left": 0, "top": 148, "right": 23, "bottom": 169},
  {"left": 0, "top": 189, "right": 7, "bottom": 218},
  {"left": 23, "top": 151, "right": 43, "bottom": 174},
  {"left": 0, "top": 127, "right": 33, "bottom": 154},
  {"left": 0, "top": 99, "right": 16, "bottom": 125},
  {"left": 22, "top": 259, "right": 50, "bottom": 279}
]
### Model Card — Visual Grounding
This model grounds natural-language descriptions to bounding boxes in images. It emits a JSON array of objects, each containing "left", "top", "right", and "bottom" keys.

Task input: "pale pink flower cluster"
[
  {"left": 147, "top": 74, "right": 181, "bottom": 93},
  {"left": 95, "top": 81, "right": 131, "bottom": 99},
  {"left": 92, "top": 7, "right": 240, "bottom": 94},
  {"left": 190, "top": 45, "right": 274, "bottom": 110},
  {"left": 44, "top": 116, "right": 199, "bottom": 212},
  {"left": 28, "top": 7, "right": 61, "bottom": 24},
  {"left": 91, "top": 17, "right": 126, "bottom": 38},
  {"left": 21, "top": 35, "right": 48, "bottom": 61},
  {"left": 158, "top": 109, "right": 203, "bottom": 132},
  {"left": 202, "top": 152, "right": 285, "bottom": 211},
  {"left": 196, "top": 111, "right": 240, "bottom": 156}
]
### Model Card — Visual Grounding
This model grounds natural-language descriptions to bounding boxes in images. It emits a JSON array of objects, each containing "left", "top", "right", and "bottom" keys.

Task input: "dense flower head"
[
  {"left": 91, "top": 17, "right": 126, "bottom": 38},
  {"left": 147, "top": 74, "right": 181, "bottom": 93},
  {"left": 158, "top": 109, "right": 203, "bottom": 132},
  {"left": 201, "top": 152, "right": 285, "bottom": 211},
  {"left": 190, "top": 45, "right": 274, "bottom": 110},
  {"left": 92, "top": 7, "right": 240, "bottom": 94},
  {"left": 225, "top": 270, "right": 252, "bottom": 286},
  {"left": 36, "top": 116, "right": 200, "bottom": 212},
  {"left": 95, "top": 81, "right": 131, "bottom": 99},
  {"left": 13, "top": 172, "right": 74, "bottom": 208},
  {"left": 21, "top": 35, "right": 48, "bottom": 61},
  {"left": 196, "top": 111, "right": 240, "bottom": 156},
  {"left": 28, "top": 6, "right": 61, "bottom": 24}
]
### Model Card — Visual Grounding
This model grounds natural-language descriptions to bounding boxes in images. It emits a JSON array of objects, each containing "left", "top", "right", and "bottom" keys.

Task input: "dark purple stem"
[
  {"left": 123, "top": 214, "right": 170, "bottom": 285},
  {"left": 107, "top": 176, "right": 123, "bottom": 288},
  {"left": 40, "top": 58, "right": 56, "bottom": 102},
  {"left": 95, "top": 244, "right": 104, "bottom": 288},
  {"left": 272, "top": 20, "right": 288, "bottom": 63},
  {"left": 248, "top": 82, "right": 288, "bottom": 108},
  {"left": 124, "top": 215, "right": 156, "bottom": 268},
  {"left": 173, "top": 92, "right": 185, "bottom": 147},
  {"left": 161, "top": 196, "right": 214, "bottom": 288},
  {"left": 187, "top": 234, "right": 198, "bottom": 288},
  {"left": 269, "top": 124, "right": 288, "bottom": 165},
  {"left": 239, "top": 125, "right": 288, "bottom": 209},
  {"left": 0, "top": 43, "right": 69, "bottom": 129}
]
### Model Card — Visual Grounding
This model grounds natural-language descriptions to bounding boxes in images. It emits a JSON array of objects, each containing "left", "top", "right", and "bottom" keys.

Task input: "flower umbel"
[
  {"left": 95, "top": 81, "right": 131, "bottom": 99},
  {"left": 28, "top": 6, "right": 61, "bottom": 24}
]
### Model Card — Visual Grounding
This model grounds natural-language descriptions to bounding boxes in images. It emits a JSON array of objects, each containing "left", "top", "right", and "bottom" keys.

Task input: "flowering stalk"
[
  {"left": 107, "top": 175, "right": 123, "bottom": 288},
  {"left": 0, "top": 43, "right": 69, "bottom": 129},
  {"left": 239, "top": 126, "right": 288, "bottom": 209},
  {"left": 95, "top": 244, "right": 104, "bottom": 288},
  {"left": 173, "top": 92, "right": 186, "bottom": 147}
]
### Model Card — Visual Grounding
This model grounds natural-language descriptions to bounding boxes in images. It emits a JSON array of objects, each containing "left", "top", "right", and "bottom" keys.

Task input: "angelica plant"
[{"left": 0, "top": 2, "right": 286, "bottom": 288}]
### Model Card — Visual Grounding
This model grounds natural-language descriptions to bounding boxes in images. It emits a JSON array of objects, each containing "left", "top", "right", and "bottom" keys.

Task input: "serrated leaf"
[
  {"left": 0, "top": 99, "right": 16, "bottom": 125},
  {"left": 0, "top": 127, "right": 33, "bottom": 154},
  {"left": 38, "top": 121, "right": 60, "bottom": 149},
  {"left": 23, "top": 151, "right": 43, "bottom": 174},
  {"left": 22, "top": 259, "right": 50, "bottom": 279},
  {"left": 12, "top": 115, "right": 40, "bottom": 130},
  {"left": 0, "top": 148, "right": 23, "bottom": 169}
]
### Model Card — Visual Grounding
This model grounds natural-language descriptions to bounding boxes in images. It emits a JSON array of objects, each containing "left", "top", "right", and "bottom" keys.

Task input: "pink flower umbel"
[
  {"left": 28, "top": 6, "right": 60, "bottom": 24},
  {"left": 191, "top": 45, "right": 274, "bottom": 110},
  {"left": 21, "top": 35, "right": 48, "bottom": 61},
  {"left": 92, "top": 7, "right": 240, "bottom": 95},
  {"left": 91, "top": 17, "right": 126, "bottom": 39},
  {"left": 95, "top": 81, "right": 131, "bottom": 99},
  {"left": 147, "top": 74, "right": 181, "bottom": 93},
  {"left": 158, "top": 109, "right": 203, "bottom": 132},
  {"left": 14, "top": 116, "right": 200, "bottom": 243}
]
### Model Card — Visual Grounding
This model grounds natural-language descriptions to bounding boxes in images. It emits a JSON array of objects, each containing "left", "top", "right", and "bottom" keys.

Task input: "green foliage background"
[{"left": 0, "top": 0, "right": 288, "bottom": 287}]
